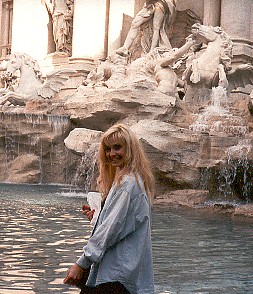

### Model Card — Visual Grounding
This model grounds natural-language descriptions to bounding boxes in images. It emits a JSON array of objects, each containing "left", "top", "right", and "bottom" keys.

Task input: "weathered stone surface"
[
  {"left": 63, "top": 112, "right": 253, "bottom": 202},
  {"left": 130, "top": 119, "right": 201, "bottom": 187},
  {"left": 234, "top": 204, "right": 253, "bottom": 218},
  {"left": 0, "top": 14, "right": 252, "bottom": 214},
  {"left": 154, "top": 189, "right": 210, "bottom": 208},
  {"left": 154, "top": 190, "right": 253, "bottom": 218},
  {"left": 0, "top": 1, "right": 253, "bottom": 224},
  {"left": 64, "top": 84, "right": 175, "bottom": 131},
  {"left": 130, "top": 119, "right": 253, "bottom": 195},
  {"left": 64, "top": 128, "right": 102, "bottom": 155},
  {"left": 6, "top": 154, "right": 41, "bottom": 183},
  {"left": 0, "top": 112, "right": 78, "bottom": 184}
]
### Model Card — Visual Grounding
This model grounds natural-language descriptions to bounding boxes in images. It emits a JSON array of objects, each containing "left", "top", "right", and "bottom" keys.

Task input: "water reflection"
[
  {"left": 152, "top": 206, "right": 253, "bottom": 293},
  {"left": 0, "top": 184, "right": 88, "bottom": 294},
  {"left": 0, "top": 184, "right": 253, "bottom": 293}
]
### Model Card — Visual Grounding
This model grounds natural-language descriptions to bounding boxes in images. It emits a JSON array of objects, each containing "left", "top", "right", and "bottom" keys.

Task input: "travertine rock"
[
  {"left": 64, "top": 84, "right": 175, "bottom": 131},
  {"left": 154, "top": 189, "right": 210, "bottom": 207},
  {"left": 6, "top": 154, "right": 41, "bottom": 183},
  {"left": 64, "top": 128, "right": 102, "bottom": 155},
  {"left": 234, "top": 205, "right": 253, "bottom": 218}
]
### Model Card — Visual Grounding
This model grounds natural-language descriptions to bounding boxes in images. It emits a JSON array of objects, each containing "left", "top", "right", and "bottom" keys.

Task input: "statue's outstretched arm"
[{"left": 160, "top": 35, "right": 197, "bottom": 67}]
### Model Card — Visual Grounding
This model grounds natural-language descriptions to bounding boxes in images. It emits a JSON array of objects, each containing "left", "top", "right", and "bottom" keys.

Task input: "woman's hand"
[
  {"left": 63, "top": 263, "right": 84, "bottom": 285},
  {"left": 82, "top": 204, "right": 95, "bottom": 221}
]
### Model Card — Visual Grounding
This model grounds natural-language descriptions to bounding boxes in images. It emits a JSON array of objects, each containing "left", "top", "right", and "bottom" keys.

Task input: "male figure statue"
[{"left": 116, "top": 0, "right": 177, "bottom": 56}]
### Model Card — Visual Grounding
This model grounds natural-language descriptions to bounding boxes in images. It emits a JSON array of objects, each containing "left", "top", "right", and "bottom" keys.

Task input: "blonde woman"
[{"left": 64, "top": 124, "right": 155, "bottom": 293}]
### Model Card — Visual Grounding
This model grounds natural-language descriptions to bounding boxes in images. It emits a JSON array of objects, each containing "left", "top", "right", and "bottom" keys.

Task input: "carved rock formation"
[{"left": 0, "top": 21, "right": 253, "bottom": 213}]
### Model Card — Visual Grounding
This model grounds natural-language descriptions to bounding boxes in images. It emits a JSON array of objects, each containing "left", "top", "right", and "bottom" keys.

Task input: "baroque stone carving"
[
  {"left": 116, "top": 0, "right": 178, "bottom": 56},
  {"left": 1, "top": 4, "right": 253, "bottom": 207},
  {"left": 45, "top": 0, "right": 74, "bottom": 56},
  {"left": 0, "top": 53, "right": 75, "bottom": 106}
]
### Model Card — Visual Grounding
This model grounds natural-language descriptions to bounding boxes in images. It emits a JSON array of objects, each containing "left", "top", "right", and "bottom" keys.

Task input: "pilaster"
[
  {"left": 221, "top": 0, "right": 253, "bottom": 65},
  {"left": 72, "top": 0, "right": 135, "bottom": 60},
  {"left": 0, "top": 1, "right": 3, "bottom": 58},
  {"left": 203, "top": 0, "right": 221, "bottom": 26}
]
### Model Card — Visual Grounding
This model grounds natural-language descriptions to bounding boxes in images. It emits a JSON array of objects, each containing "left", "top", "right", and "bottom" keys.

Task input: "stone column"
[
  {"left": 221, "top": 0, "right": 251, "bottom": 39},
  {"left": 203, "top": 0, "right": 221, "bottom": 26},
  {"left": 0, "top": 0, "right": 13, "bottom": 59},
  {"left": 251, "top": 1, "right": 253, "bottom": 41},
  {"left": 0, "top": 1, "right": 3, "bottom": 58},
  {"left": 70, "top": 0, "right": 133, "bottom": 88},
  {"left": 72, "top": 0, "right": 135, "bottom": 59},
  {"left": 220, "top": 0, "right": 253, "bottom": 64}
]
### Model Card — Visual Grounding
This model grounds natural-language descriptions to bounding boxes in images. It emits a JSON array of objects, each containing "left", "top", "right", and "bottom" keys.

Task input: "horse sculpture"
[
  {"left": 177, "top": 23, "right": 253, "bottom": 107},
  {"left": 181, "top": 23, "right": 233, "bottom": 103},
  {"left": 0, "top": 53, "right": 75, "bottom": 106}
]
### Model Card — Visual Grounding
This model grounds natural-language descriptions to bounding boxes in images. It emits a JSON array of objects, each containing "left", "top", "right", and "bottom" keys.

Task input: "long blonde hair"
[{"left": 97, "top": 124, "right": 155, "bottom": 203}]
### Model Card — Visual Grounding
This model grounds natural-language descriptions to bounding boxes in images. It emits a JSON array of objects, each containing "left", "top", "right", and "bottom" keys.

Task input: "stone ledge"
[
  {"left": 154, "top": 189, "right": 209, "bottom": 207},
  {"left": 154, "top": 189, "right": 253, "bottom": 218},
  {"left": 234, "top": 204, "right": 253, "bottom": 218}
]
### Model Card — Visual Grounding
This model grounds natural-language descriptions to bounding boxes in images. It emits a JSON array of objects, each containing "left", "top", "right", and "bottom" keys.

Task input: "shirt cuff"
[{"left": 76, "top": 254, "right": 91, "bottom": 269}]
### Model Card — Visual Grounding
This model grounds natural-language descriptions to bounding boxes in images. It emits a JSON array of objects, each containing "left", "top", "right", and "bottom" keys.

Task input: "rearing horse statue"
[
  {"left": 158, "top": 22, "right": 253, "bottom": 112},
  {"left": 182, "top": 23, "right": 233, "bottom": 103},
  {"left": 0, "top": 52, "right": 75, "bottom": 106}
]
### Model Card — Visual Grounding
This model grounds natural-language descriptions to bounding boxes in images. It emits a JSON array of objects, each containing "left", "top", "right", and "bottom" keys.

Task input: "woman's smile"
[{"left": 104, "top": 137, "right": 127, "bottom": 168}]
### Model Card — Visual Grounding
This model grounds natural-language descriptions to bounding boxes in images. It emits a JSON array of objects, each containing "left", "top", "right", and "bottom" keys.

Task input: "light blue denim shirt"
[{"left": 76, "top": 174, "right": 154, "bottom": 294}]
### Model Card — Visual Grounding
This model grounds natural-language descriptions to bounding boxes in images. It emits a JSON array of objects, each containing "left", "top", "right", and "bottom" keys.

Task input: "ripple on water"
[{"left": 1, "top": 184, "right": 253, "bottom": 293}]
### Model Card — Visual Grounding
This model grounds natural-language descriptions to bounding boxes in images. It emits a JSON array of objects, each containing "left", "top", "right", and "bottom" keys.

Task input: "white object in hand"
[{"left": 87, "top": 192, "right": 101, "bottom": 225}]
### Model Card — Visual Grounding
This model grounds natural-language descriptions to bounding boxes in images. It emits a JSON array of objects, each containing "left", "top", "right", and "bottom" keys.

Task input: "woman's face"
[{"left": 104, "top": 136, "right": 127, "bottom": 169}]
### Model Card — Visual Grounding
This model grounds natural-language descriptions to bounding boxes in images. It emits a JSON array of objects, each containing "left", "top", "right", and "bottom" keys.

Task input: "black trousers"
[{"left": 80, "top": 282, "right": 130, "bottom": 294}]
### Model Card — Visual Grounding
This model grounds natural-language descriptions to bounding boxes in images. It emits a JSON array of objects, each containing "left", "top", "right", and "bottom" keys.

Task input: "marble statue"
[
  {"left": 84, "top": 21, "right": 253, "bottom": 107},
  {"left": 0, "top": 62, "right": 7, "bottom": 89},
  {"left": 154, "top": 35, "right": 198, "bottom": 96},
  {"left": 116, "top": 0, "right": 177, "bottom": 56},
  {"left": 0, "top": 62, "right": 7, "bottom": 95},
  {"left": 0, "top": 53, "right": 75, "bottom": 106},
  {"left": 85, "top": 52, "right": 130, "bottom": 88},
  {"left": 0, "top": 60, "right": 17, "bottom": 95},
  {"left": 178, "top": 23, "right": 253, "bottom": 106},
  {"left": 182, "top": 23, "right": 233, "bottom": 102},
  {"left": 45, "top": 0, "right": 74, "bottom": 55}
]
